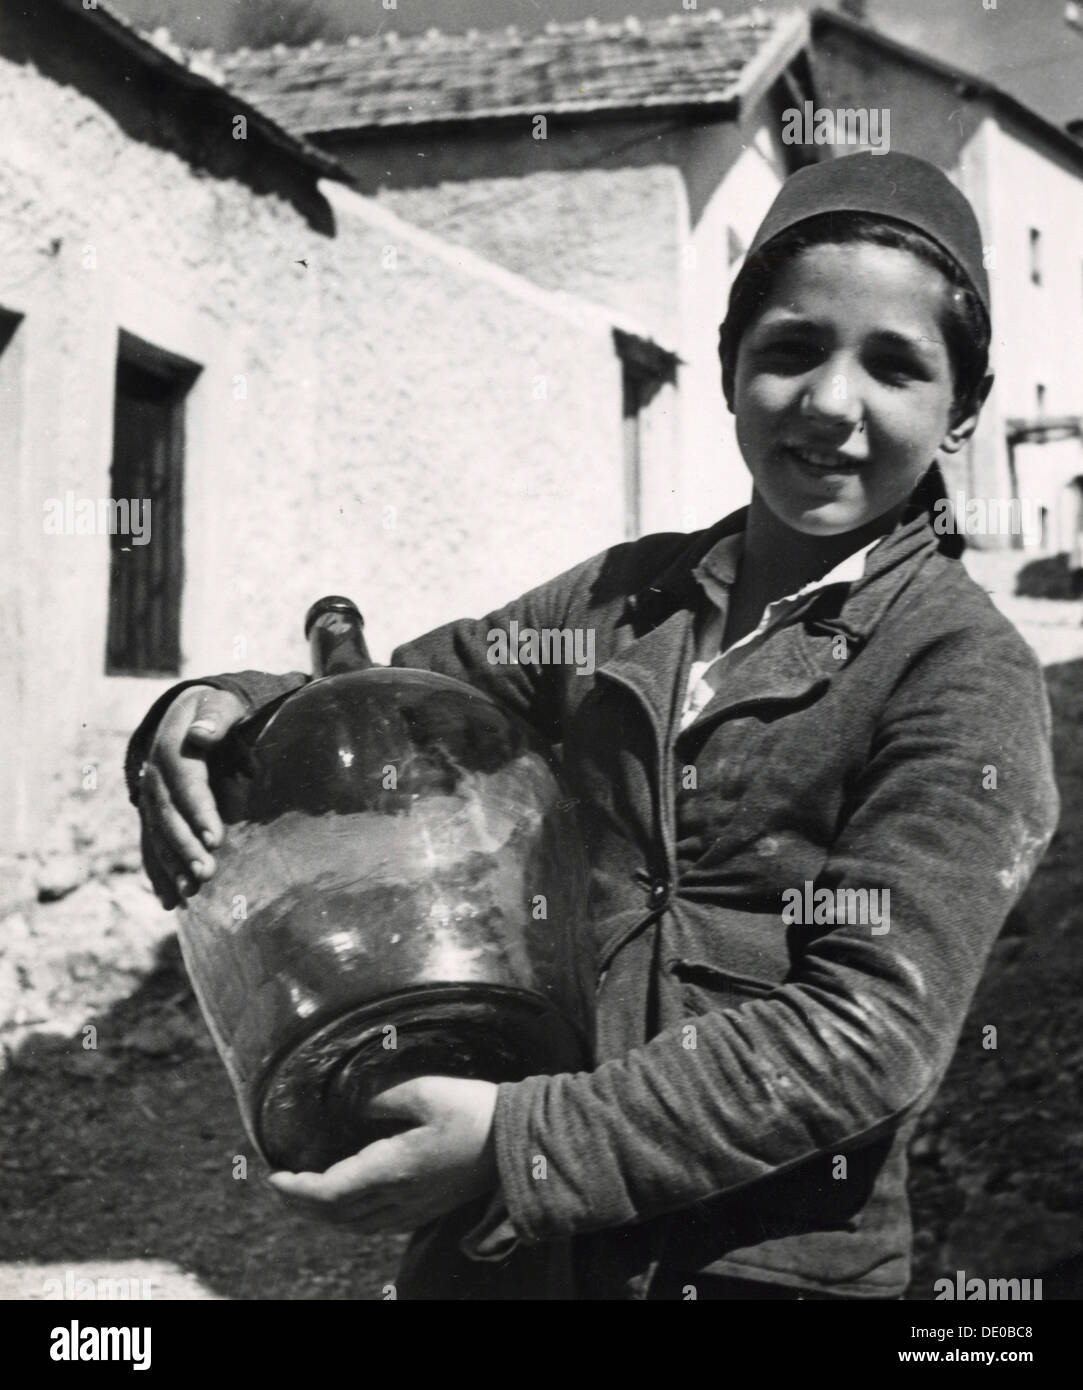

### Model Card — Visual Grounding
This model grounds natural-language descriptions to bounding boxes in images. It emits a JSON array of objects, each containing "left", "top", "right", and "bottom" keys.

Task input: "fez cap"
[{"left": 744, "top": 152, "right": 990, "bottom": 316}]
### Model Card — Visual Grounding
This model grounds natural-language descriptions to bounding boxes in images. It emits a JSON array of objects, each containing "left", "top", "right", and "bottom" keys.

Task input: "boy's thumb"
[{"left": 186, "top": 691, "right": 241, "bottom": 745}]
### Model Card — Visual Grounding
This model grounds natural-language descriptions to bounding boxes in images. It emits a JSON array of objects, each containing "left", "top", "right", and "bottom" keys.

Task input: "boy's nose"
[{"left": 800, "top": 366, "right": 863, "bottom": 428}]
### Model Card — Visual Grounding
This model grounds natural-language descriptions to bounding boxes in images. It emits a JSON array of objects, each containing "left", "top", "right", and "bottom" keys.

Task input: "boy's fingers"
[
  {"left": 135, "top": 685, "right": 248, "bottom": 906},
  {"left": 269, "top": 1166, "right": 399, "bottom": 1228},
  {"left": 151, "top": 688, "right": 244, "bottom": 852},
  {"left": 140, "top": 762, "right": 208, "bottom": 885},
  {"left": 269, "top": 1144, "right": 400, "bottom": 1202},
  {"left": 158, "top": 755, "right": 220, "bottom": 862},
  {"left": 140, "top": 823, "right": 179, "bottom": 910},
  {"left": 147, "top": 822, "right": 194, "bottom": 903},
  {"left": 269, "top": 1162, "right": 372, "bottom": 1204}
]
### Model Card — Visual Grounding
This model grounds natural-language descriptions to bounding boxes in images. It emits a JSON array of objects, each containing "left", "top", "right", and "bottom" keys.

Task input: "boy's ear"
[{"left": 941, "top": 372, "right": 993, "bottom": 454}]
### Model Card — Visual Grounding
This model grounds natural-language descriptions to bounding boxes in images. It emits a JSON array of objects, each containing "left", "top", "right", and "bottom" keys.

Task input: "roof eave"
[
  {"left": 731, "top": 9, "right": 811, "bottom": 118},
  {"left": 303, "top": 96, "right": 742, "bottom": 142}
]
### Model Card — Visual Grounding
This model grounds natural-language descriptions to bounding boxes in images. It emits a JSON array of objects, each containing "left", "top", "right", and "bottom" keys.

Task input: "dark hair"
[{"left": 718, "top": 212, "right": 991, "bottom": 424}]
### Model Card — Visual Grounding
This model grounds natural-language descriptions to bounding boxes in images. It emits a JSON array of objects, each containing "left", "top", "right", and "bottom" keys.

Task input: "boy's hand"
[
  {"left": 268, "top": 1076, "right": 500, "bottom": 1234},
  {"left": 138, "top": 685, "right": 247, "bottom": 907}
]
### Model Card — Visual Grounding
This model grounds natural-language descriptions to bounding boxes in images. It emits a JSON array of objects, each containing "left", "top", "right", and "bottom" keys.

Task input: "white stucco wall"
[
  {"left": 377, "top": 162, "right": 686, "bottom": 350},
  {"left": 679, "top": 120, "right": 789, "bottom": 530},
  {"left": 341, "top": 112, "right": 792, "bottom": 535},
  {"left": 0, "top": 42, "right": 633, "bottom": 858}
]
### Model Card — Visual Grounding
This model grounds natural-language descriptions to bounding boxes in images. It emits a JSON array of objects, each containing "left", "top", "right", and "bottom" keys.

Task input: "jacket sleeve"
[
  {"left": 490, "top": 622, "right": 1060, "bottom": 1241},
  {"left": 389, "top": 549, "right": 612, "bottom": 745},
  {"left": 123, "top": 544, "right": 616, "bottom": 805}
]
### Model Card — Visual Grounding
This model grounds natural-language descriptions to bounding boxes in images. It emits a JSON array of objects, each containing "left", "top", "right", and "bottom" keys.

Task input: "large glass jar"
[{"left": 177, "top": 599, "right": 593, "bottom": 1173}]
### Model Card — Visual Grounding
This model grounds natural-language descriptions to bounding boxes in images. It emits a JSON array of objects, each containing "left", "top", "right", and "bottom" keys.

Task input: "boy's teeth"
[{"left": 793, "top": 447, "right": 851, "bottom": 469}]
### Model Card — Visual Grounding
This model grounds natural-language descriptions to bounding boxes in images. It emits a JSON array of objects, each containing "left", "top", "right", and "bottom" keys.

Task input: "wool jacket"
[{"left": 126, "top": 497, "right": 1059, "bottom": 1300}]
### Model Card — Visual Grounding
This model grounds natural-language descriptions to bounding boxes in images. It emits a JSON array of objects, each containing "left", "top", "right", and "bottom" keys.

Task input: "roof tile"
[{"left": 219, "top": 9, "right": 789, "bottom": 134}]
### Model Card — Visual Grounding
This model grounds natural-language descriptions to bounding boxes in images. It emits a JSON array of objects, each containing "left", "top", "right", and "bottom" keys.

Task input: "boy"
[{"left": 129, "top": 153, "right": 1058, "bottom": 1299}]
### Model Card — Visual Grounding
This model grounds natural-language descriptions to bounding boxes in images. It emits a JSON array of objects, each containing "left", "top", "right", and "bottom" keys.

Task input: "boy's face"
[{"left": 732, "top": 241, "right": 965, "bottom": 536}]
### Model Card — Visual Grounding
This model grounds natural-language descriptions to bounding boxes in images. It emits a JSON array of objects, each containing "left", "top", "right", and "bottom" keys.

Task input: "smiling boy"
[{"left": 129, "top": 153, "right": 1058, "bottom": 1300}]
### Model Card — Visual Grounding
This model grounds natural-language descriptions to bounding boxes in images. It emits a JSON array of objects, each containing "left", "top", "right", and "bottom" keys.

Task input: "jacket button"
[{"left": 648, "top": 878, "right": 670, "bottom": 908}]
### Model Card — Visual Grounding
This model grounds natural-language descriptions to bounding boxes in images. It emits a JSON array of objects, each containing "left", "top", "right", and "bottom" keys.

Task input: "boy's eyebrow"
[
  {"left": 866, "top": 328, "right": 946, "bottom": 358},
  {"left": 750, "top": 311, "right": 819, "bottom": 332},
  {"left": 752, "top": 312, "right": 945, "bottom": 354}
]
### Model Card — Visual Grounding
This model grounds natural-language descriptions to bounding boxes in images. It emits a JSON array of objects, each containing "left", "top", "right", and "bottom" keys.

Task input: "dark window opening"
[
  {"left": 614, "top": 329, "right": 679, "bottom": 540},
  {"left": 621, "top": 369, "right": 648, "bottom": 541},
  {"left": 106, "top": 332, "right": 199, "bottom": 676},
  {"left": 1029, "top": 227, "right": 1042, "bottom": 286},
  {"left": 0, "top": 309, "right": 20, "bottom": 356}
]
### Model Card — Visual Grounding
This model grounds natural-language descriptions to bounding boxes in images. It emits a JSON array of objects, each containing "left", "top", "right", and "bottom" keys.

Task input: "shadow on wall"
[
  {"left": 0, "top": 933, "right": 406, "bottom": 1301},
  {"left": 0, "top": 1, "right": 335, "bottom": 235},
  {"left": 1015, "top": 553, "right": 1083, "bottom": 601}
]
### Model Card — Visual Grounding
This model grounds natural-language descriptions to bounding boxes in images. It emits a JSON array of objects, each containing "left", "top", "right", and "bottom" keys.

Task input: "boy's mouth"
[{"left": 782, "top": 443, "right": 864, "bottom": 477}]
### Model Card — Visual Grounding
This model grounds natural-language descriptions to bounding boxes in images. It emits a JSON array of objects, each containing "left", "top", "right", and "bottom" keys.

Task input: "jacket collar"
[
  {"left": 605, "top": 490, "right": 950, "bottom": 742},
  {"left": 625, "top": 509, "right": 746, "bottom": 631},
  {"left": 626, "top": 491, "right": 947, "bottom": 642}
]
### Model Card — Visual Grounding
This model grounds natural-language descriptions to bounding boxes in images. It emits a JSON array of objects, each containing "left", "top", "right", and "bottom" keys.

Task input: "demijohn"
[{"left": 176, "top": 597, "right": 593, "bottom": 1173}]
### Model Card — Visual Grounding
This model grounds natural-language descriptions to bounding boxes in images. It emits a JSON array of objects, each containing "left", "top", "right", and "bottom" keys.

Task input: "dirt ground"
[
  {"left": 0, "top": 929, "right": 407, "bottom": 1300},
  {"left": 2, "top": 552, "right": 1082, "bottom": 1300}
]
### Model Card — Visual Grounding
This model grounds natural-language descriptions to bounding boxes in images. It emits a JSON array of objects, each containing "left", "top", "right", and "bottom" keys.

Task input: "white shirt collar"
[{"left": 691, "top": 533, "right": 883, "bottom": 615}]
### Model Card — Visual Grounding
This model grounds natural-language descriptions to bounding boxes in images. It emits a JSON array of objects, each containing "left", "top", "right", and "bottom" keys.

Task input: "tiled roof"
[{"left": 218, "top": 9, "right": 804, "bottom": 135}]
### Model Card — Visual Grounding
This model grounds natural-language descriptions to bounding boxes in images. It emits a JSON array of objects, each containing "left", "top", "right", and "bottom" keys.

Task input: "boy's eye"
[
  {"left": 866, "top": 354, "right": 927, "bottom": 384},
  {"left": 754, "top": 339, "right": 824, "bottom": 370}
]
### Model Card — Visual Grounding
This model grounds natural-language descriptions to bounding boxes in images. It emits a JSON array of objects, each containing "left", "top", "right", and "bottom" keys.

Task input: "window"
[
  {"left": 1036, "top": 382, "right": 1046, "bottom": 415},
  {"left": 105, "top": 332, "right": 199, "bottom": 675},
  {"left": 0, "top": 308, "right": 19, "bottom": 357},
  {"left": 614, "top": 329, "right": 678, "bottom": 540},
  {"left": 1029, "top": 227, "right": 1042, "bottom": 286}
]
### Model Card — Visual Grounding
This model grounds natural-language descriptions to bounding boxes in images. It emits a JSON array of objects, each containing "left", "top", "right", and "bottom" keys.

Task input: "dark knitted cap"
[{"left": 744, "top": 152, "right": 990, "bottom": 315}]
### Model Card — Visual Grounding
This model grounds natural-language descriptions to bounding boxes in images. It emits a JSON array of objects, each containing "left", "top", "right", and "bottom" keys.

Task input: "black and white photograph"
[{"left": 2, "top": 0, "right": 1082, "bottom": 1355}]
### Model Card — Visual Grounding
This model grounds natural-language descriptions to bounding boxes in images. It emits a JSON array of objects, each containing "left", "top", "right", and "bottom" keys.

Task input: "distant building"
[{"left": 224, "top": 6, "right": 1083, "bottom": 557}]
